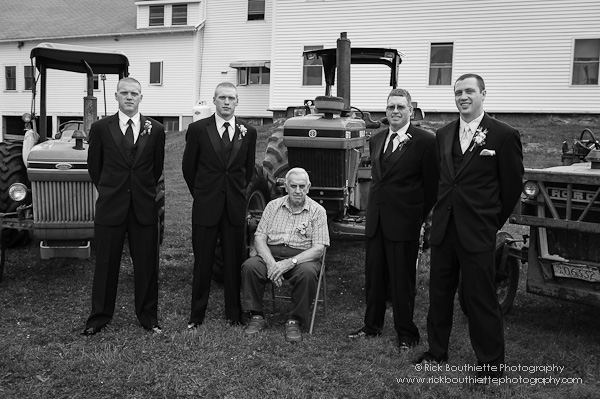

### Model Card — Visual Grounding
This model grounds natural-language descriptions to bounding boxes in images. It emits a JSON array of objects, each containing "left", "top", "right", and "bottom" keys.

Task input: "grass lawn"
[{"left": 0, "top": 115, "right": 599, "bottom": 398}]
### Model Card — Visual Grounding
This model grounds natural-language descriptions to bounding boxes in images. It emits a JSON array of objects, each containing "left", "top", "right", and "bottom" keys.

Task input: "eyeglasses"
[{"left": 386, "top": 105, "right": 406, "bottom": 111}]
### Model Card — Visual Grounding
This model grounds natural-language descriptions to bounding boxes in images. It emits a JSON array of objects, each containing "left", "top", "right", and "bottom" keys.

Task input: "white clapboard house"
[{"left": 1, "top": 0, "right": 599, "bottom": 139}]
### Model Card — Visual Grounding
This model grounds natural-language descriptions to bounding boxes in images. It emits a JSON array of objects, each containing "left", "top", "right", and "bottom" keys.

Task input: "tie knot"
[
  {"left": 389, "top": 132, "right": 398, "bottom": 141},
  {"left": 127, "top": 119, "right": 133, "bottom": 126},
  {"left": 223, "top": 122, "right": 230, "bottom": 130}
]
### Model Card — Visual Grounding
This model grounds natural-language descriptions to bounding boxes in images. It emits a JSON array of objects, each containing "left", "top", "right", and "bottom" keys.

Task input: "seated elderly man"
[{"left": 242, "top": 167, "right": 330, "bottom": 342}]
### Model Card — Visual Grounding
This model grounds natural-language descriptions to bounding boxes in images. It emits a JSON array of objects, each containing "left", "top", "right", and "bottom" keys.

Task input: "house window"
[
  {"left": 24, "top": 65, "right": 34, "bottom": 91},
  {"left": 429, "top": 43, "right": 453, "bottom": 85},
  {"left": 573, "top": 39, "right": 600, "bottom": 85},
  {"left": 238, "top": 67, "right": 270, "bottom": 85},
  {"left": 5, "top": 66, "right": 16, "bottom": 91},
  {"left": 149, "top": 5, "right": 165, "bottom": 26},
  {"left": 248, "top": 0, "right": 265, "bottom": 20},
  {"left": 150, "top": 62, "right": 163, "bottom": 85},
  {"left": 172, "top": 4, "right": 187, "bottom": 25},
  {"left": 303, "top": 46, "right": 323, "bottom": 86}
]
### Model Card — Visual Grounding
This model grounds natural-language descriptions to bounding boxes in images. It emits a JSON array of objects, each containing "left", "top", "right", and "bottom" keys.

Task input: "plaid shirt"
[{"left": 255, "top": 195, "right": 330, "bottom": 250}]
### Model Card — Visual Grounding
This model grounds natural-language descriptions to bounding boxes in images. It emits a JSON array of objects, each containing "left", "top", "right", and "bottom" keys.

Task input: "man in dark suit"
[
  {"left": 416, "top": 74, "right": 523, "bottom": 378},
  {"left": 83, "top": 77, "right": 166, "bottom": 335},
  {"left": 182, "top": 82, "right": 257, "bottom": 328},
  {"left": 349, "top": 88, "right": 439, "bottom": 350}
]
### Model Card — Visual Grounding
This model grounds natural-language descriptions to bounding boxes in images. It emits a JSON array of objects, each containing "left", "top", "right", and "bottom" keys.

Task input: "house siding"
[
  {"left": 198, "top": 0, "right": 273, "bottom": 118},
  {"left": 270, "top": 0, "right": 600, "bottom": 114},
  {"left": 0, "top": 33, "right": 196, "bottom": 138}
]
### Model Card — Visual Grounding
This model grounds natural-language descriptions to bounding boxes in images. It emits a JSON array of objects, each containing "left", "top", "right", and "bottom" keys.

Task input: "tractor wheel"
[
  {"left": 0, "top": 141, "right": 33, "bottom": 248},
  {"left": 155, "top": 174, "right": 165, "bottom": 245},
  {"left": 262, "top": 129, "right": 289, "bottom": 199},
  {"left": 212, "top": 165, "right": 270, "bottom": 284},
  {"left": 458, "top": 231, "right": 520, "bottom": 316},
  {"left": 494, "top": 232, "right": 519, "bottom": 315}
]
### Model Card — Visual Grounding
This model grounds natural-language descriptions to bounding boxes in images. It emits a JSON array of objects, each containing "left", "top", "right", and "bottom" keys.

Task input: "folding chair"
[{"left": 267, "top": 247, "right": 327, "bottom": 334}]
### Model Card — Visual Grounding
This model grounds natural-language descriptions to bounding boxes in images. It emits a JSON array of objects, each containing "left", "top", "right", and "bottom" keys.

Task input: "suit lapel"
[
  {"left": 454, "top": 114, "right": 490, "bottom": 178},
  {"left": 207, "top": 117, "right": 226, "bottom": 166},
  {"left": 443, "top": 120, "right": 457, "bottom": 177},
  {"left": 382, "top": 124, "right": 415, "bottom": 176},
  {"left": 227, "top": 122, "right": 242, "bottom": 168},
  {"left": 132, "top": 115, "right": 149, "bottom": 166},
  {"left": 372, "top": 129, "right": 386, "bottom": 179},
  {"left": 108, "top": 114, "right": 130, "bottom": 164}
]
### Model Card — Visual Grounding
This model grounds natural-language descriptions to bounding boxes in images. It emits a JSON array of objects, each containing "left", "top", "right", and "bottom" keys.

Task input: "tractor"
[
  {"left": 493, "top": 129, "right": 600, "bottom": 313},
  {"left": 0, "top": 43, "right": 165, "bottom": 282}
]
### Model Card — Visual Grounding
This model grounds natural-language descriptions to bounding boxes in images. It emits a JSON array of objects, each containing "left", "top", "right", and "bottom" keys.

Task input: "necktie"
[
  {"left": 222, "top": 122, "right": 231, "bottom": 147},
  {"left": 125, "top": 119, "right": 134, "bottom": 146},
  {"left": 460, "top": 125, "right": 472, "bottom": 153},
  {"left": 383, "top": 132, "right": 397, "bottom": 159}
]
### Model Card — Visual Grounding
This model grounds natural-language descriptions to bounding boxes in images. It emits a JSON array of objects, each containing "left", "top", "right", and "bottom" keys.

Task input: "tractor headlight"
[
  {"left": 523, "top": 181, "right": 539, "bottom": 199},
  {"left": 9, "top": 183, "right": 28, "bottom": 202},
  {"left": 21, "top": 113, "right": 32, "bottom": 123}
]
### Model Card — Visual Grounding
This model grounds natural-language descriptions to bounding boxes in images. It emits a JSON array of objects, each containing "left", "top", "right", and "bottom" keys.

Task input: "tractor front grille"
[
  {"left": 289, "top": 148, "right": 345, "bottom": 188},
  {"left": 31, "top": 180, "right": 97, "bottom": 223}
]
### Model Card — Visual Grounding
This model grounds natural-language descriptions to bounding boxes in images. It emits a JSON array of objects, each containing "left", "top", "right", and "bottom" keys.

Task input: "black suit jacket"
[
  {"left": 182, "top": 115, "right": 257, "bottom": 227},
  {"left": 88, "top": 113, "right": 165, "bottom": 226},
  {"left": 365, "top": 123, "right": 439, "bottom": 241},
  {"left": 430, "top": 113, "right": 524, "bottom": 252}
]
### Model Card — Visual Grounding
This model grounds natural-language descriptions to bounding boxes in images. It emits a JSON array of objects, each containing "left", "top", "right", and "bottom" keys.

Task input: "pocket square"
[{"left": 480, "top": 149, "right": 496, "bottom": 156}]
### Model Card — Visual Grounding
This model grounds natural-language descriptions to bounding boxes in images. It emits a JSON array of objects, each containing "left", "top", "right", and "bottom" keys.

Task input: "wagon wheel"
[{"left": 458, "top": 231, "right": 520, "bottom": 316}]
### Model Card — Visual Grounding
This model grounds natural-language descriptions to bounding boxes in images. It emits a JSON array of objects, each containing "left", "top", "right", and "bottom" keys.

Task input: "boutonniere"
[
  {"left": 296, "top": 221, "right": 309, "bottom": 238},
  {"left": 237, "top": 124, "right": 247, "bottom": 140},
  {"left": 397, "top": 132, "right": 412, "bottom": 149},
  {"left": 469, "top": 127, "right": 487, "bottom": 152},
  {"left": 140, "top": 120, "right": 152, "bottom": 137}
]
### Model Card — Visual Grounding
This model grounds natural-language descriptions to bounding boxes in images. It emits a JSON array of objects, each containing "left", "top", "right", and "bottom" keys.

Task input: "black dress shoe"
[
  {"left": 145, "top": 324, "right": 162, "bottom": 334},
  {"left": 187, "top": 322, "right": 201, "bottom": 330},
  {"left": 81, "top": 326, "right": 102, "bottom": 336},
  {"left": 413, "top": 351, "right": 445, "bottom": 365},
  {"left": 348, "top": 327, "right": 382, "bottom": 339},
  {"left": 398, "top": 341, "right": 417, "bottom": 352}
]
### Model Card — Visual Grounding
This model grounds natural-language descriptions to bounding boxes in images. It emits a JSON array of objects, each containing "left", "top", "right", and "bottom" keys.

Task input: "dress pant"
[
  {"left": 427, "top": 216, "right": 504, "bottom": 365},
  {"left": 241, "top": 245, "right": 320, "bottom": 328},
  {"left": 87, "top": 203, "right": 159, "bottom": 330},
  {"left": 364, "top": 223, "right": 420, "bottom": 344},
  {"left": 189, "top": 206, "right": 244, "bottom": 324}
]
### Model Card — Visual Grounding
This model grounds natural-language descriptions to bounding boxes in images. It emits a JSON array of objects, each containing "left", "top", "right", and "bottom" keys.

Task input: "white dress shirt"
[
  {"left": 118, "top": 111, "right": 141, "bottom": 143},
  {"left": 384, "top": 123, "right": 411, "bottom": 153},
  {"left": 214, "top": 114, "right": 235, "bottom": 142}
]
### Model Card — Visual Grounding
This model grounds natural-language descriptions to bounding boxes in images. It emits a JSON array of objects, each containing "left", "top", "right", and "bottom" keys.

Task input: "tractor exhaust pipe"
[{"left": 337, "top": 32, "right": 351, "bottom": 112}]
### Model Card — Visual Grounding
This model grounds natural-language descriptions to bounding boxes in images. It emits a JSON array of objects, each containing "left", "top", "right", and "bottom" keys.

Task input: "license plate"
[{"left": 553, "top": 263, "right": 600, "bottom": 282}]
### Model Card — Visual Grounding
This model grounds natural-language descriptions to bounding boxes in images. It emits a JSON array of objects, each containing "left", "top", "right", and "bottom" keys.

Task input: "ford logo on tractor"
[
  {"left": 548, "top": 187, "right": 599, "bottom": 204},
  {"left": 56, "top": 163, "right": 73, "bottom": 170}
]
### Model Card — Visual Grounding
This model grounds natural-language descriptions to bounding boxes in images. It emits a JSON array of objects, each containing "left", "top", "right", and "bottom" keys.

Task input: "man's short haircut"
[
  {"left": 285, "top": 167, "right": 311, "bottom": 186},
  {"left": 117, "top": 77, "right": 141, "bottom": 91},
  {"left": 214, "top": 82, "right": 238, "bottom": 98},
  {"left": 455, "top": 73, "right": 485, "bottom": 92},
  {"left": 387, "top": 88, "right": 412, "bottom": 106}
]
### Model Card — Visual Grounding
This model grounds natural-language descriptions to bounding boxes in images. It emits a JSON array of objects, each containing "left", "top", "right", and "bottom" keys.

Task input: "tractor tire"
[
  {"left": 0, "top": 141, "right": 33, "bottom": 248},
  {"left": 262, "top": 129, "right": 289, "bottom": 199},
  {"left": 458, "top": 231, "right": 520, "bottom": 316},
  {"left": 156, "top": 174, "right": 165, "bottom": 245},
  {"left": 212, "top": 164, "right": 270, "bottom": 284}
]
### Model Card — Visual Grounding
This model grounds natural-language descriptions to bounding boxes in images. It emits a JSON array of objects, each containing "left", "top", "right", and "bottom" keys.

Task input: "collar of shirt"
[
  {"left": 386, "top": 123, "right": 410, "bottom": 151},
  {"left": 282, "top": 195, "right": 310, "bottom": 214},
  {"left": 118, "top": 111, "right": 141, "bottom": 142},
  {"left": 459, "top": 112, "right": 485, "bottom": 136},
  {"left": 214, "top": 114, "right": 235, "bottom": 139}
]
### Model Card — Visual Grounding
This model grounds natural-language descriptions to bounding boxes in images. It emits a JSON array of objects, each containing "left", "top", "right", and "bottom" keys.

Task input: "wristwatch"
[{"left": 291, "top": 258, "right": 298, "bottom": 266}]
